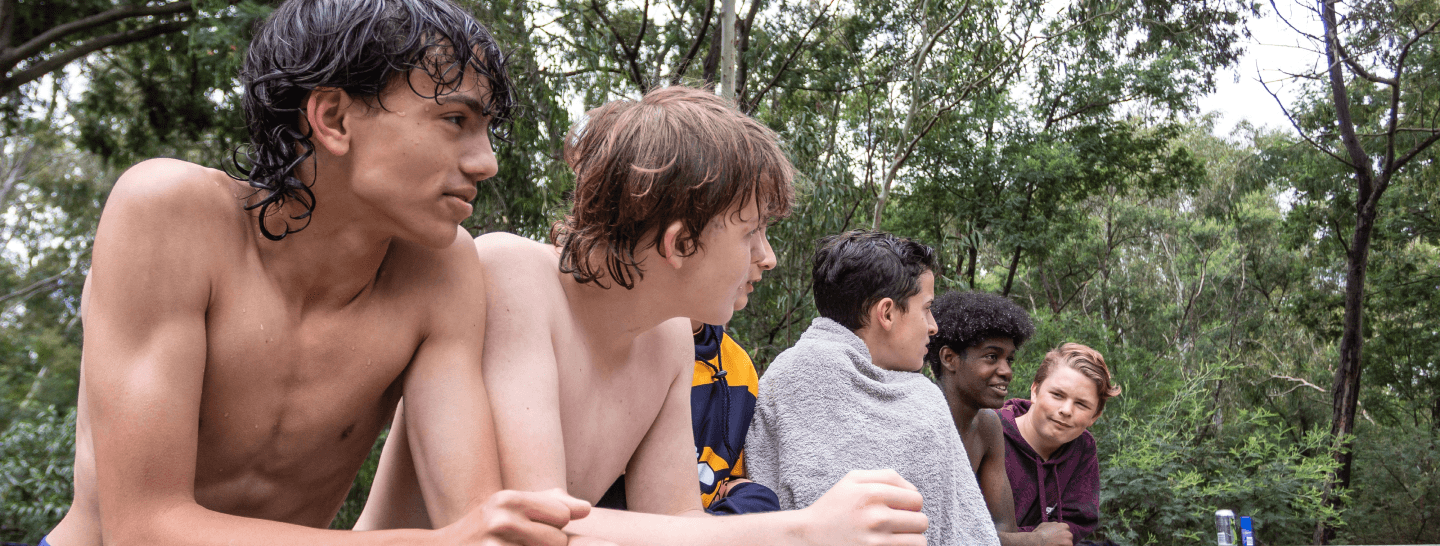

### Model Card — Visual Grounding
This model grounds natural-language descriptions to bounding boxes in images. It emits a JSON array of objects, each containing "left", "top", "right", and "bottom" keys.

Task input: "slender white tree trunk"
[{"left": 719, "top": 0, "right": 737, "bottom": 100}]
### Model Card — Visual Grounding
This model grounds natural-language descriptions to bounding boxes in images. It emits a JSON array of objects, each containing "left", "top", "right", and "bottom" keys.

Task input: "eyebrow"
[{"left": 436, "top": 93, "right": 486, "bottom": 116}]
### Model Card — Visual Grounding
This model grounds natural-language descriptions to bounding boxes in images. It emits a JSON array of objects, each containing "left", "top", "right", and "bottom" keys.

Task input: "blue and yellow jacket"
[{"left": 691, "top": 324, "right": 780, "bottom": 514}]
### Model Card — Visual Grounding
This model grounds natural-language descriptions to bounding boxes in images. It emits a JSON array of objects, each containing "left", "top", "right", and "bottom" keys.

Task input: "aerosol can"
[{"left": 1215, "top": 509, "right": 1236, "bottom": 546}]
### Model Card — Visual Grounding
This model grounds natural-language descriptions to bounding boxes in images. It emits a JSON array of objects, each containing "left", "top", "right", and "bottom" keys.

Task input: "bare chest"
[{"left": 190, "top": 278, "right": 424, "bottom": 518}]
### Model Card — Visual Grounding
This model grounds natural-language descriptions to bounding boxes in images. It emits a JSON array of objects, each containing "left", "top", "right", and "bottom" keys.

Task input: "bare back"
[{"left": 53, "top": 159, "right": 487, "bottom": 545}]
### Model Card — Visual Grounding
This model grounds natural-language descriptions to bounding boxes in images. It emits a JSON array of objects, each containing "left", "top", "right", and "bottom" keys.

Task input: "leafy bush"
[
  {"left": 1093, "top": 367, "right": 1342, "bottom": 545},
  {"left": 1338, "top": 420, "right": 1440, "bottom": 544},
  {"left": 0, "top": 406, "right": 75, "bottom": 544}
]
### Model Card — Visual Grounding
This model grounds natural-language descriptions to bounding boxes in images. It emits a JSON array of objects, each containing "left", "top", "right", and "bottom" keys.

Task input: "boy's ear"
[
  {"left": 659, "top": 220, "right": 687, "bottom": 269},
  {"left": 870, "top": 297, "right": 897, "bottom": 331},
  {"left": 939, "top": 345, "right": 960, "bottom": 373},
  {"left": 304, "top": 88, "right": 356, "bottom": 156}
]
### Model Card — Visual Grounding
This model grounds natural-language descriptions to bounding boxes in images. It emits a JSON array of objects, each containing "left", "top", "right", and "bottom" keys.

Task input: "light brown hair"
[
  {"left": 550, "top": 86, "right": 794, "bottom": 289},
  {"left": 1033, "top": 343, "right": 1122, "bottom": 413}
]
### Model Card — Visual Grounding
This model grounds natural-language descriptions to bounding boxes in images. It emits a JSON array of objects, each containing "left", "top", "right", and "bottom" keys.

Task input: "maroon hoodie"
[{"left": 998, "top": 399, "right": 1100, "bottom": 544}]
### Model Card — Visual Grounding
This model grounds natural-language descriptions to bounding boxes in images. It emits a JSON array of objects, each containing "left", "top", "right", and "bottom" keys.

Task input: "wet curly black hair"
[
  {"left": 235, "top": 0, "right": 514, "bottom": 240},
  {"left": 925, "top": 291, "right": 1034, "bottom": 377}
]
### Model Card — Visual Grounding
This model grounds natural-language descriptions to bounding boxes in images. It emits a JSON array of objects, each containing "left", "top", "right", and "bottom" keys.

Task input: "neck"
[
  {"left": 853, "top": 325, "right": 896, "bottom": 371},
  {"left": 1015, "top": 411, "right": 1059, "bottom": 461},
  {"left": 561, "top": 269, "right": 685, "bottom": 357},
  {"left": 246, "top": 179, "right": 397, "bottom": 311},
  {"left": 945, "top": 388, "right": 982, "bottom": 437}
]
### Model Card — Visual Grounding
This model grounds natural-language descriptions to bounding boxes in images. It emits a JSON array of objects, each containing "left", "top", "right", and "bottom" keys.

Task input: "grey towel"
[{"left": 746, "top": 317, "right": 1001, "bottom": 546}]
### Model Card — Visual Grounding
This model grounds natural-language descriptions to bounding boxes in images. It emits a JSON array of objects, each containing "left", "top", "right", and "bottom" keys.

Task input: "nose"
[
  {"left": 460, "top": 128, "right": 499, "bottom": 183},
  {"left": 755, "top": 228, "right": 777, "bottom": 271},
  {"left": 998, "top": 359, "right": 1012, "bottom": 381},
  {"left": 1057, "top": 400, "right": 1073, "bottom": 417},
  {"left": 926, "top": 311, "right": 938, "bottom": 336}
]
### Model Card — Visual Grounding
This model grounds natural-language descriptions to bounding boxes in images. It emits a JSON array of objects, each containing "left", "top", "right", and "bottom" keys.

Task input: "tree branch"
[
  {"left": 1045, "top": 92, "right": 1143, "bottom": 131},
  {"left": 742, "top": 0, "right": 835, "bottom": 112},
  {"left": 1270, "top": 374, "right": 1327, "bottom": 395},
  {"left": 1380, "top": 15, "right": 1440, "bottom": 182},
  {"left": 1259, "top": 68, "right": 1354, "bottom": 168},
  {"left": 633, "top": 0, "right": 650, "bottom": 64},
  {"left": 1, "top": 19, "right": 189, "bottom": 97},
  {"left": 1321, "top": 0, "right": 1374, "bottom": 185},
  {"left": 0, "top": 0, "right": 193, "bottom": 70},
  {"left": 1389, "top": 131, "right": 1440, "bottom": 175},
  {"left": 733, "top": 0, "right": 766, "bottom": 104},
  {"left": 1267, "top": 0, "right": 1323, "bottom": 42},
  {"left": 537, "top": 66, "right": 628, "bottom": 78},
  {"left": 670, "top": 0, "right": 714, "bottom": 85},
  {"left": 1332, "top": 38, "right": 1394, "bottom": 86},
  {"left": 588, "top": 0, "right": 648, "bottom": 92},
  {"left": 0, "top": 134, "right": 39, "bottom": 210},
  {"left": 0, "top": 272, "right": 65, "bottom": 306},
  {"left": 0, "top": 0, "right": 15, "bottom": 51}
]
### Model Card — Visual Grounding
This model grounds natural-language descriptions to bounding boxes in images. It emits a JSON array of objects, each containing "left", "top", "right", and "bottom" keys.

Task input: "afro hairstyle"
[{"left": 925, "top": 291, "right": 1034, "bottom": 377}]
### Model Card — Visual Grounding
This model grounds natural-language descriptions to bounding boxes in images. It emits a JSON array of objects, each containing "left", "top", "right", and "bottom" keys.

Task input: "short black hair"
[
  {"left": 925, "top": 291, "right": 1035, "bottom": 377},
  {"left": 812, "top": 230, "right": 936, "bottom": 331},
  {"left": 237, "top": 0, "right": 514, "bottom": 240}
]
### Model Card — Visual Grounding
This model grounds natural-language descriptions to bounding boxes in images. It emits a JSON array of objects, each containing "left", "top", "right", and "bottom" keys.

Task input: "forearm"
[
  {"left": 563, "top": 507, "right": 802, "bottom": 546},
  {"left": 997, "top": 530, "right": 1050, "bottom": 546},
  {"left": 109, "top": 502, "right": 441, "bottom": 546}
]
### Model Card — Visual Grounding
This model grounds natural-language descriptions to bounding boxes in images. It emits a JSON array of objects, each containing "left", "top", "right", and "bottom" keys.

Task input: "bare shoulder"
[
  {"left": 635, "top": 318, "right": 694, "bottom": 377},
  {"left": 978, "top": 408, "right": 1006, "bottom": 451},
  {"left": 91, "top": 159, "right": 248, "bottom": 278},
  {"left": 473, "top": 232, "right": 556, "bottom": 268},
  {"left": 83, "top": 159, "right": 250, "bottom": 323},
  {"left": 104, "top": 159, "right": 247, "bottom": 229},
  {"left": 472, "top": 232, "right": 562, "bottom": 294}
]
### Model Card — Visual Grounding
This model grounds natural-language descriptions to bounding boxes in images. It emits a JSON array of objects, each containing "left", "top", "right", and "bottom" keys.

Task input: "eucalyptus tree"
[
  {"left": 1257, "top": 0, "right": 1440, "bottom": 539},
  {"left": 882, "top": 0, "right": 1255, "bottom": 299}
]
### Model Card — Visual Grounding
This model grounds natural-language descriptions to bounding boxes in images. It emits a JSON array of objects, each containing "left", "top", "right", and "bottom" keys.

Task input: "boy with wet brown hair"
[
  {"left": 44, "top": 1, "right": 589, "bottom": 546},
  {"left": 361, "top": 86, "right": 929, "bottom": 546}
]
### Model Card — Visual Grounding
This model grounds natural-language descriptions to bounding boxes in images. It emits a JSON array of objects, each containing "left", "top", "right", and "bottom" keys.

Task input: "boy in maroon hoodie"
[{"left": 998, "top": 343, "right": 1121, "bottom": 545}]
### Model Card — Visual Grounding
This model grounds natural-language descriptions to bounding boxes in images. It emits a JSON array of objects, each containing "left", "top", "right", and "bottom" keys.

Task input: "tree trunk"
[
  {"left": 1311, "top": 0, "right": 1381, "bottom": 540},
  {"left": 1001, "top": 182, "right": 1035, "bottom": 296},
  {"left": 966, "top": 244, "right": 977, "bottom": 287},
  {"left": 718, "top": 0, "right": 737, "bottom": 100},
  {"left": 1314, "top": 202, "right": 1377, "bottom": 544}
]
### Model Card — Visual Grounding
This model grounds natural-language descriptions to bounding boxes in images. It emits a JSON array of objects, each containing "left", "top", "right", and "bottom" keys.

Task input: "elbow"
[{"left": 100, "top": 500, "right": 195, "bottom": 546}]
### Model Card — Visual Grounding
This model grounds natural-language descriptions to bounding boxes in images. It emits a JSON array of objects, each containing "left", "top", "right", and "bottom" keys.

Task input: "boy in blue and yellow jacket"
[{"left": 691, "top": 322, "right": 781, "bottom": 514}]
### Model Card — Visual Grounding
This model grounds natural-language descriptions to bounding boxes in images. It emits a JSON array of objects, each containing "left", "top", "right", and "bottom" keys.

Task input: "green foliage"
[
  {"left": 1096, "top": 380, "right": 1341, "bottom": 545},
  {"left": 1, "top": 0, "right": 1436, "bottom": 542},
  {"left": 330, "top": 429, "right": 389, "bottom": 530},
  {"left": 0, "top": 406, "right": 76, "bottom": 544},
  {"left": 1340, "top": 420, "right": 1440, "bottom": 543},
  {"left": 0, "top": 125, "right": 115, "bottom": 430}
]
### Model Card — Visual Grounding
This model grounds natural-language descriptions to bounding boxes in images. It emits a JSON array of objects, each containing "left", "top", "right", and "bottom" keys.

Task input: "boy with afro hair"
[{"left": 925, "top": 291, "right": 1068, "bottom": 546}]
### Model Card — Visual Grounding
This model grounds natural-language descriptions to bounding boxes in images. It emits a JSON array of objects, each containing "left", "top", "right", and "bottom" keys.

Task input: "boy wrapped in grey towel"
[{"left": 747, "top": 230, "right": 1001, "bottom": 546}]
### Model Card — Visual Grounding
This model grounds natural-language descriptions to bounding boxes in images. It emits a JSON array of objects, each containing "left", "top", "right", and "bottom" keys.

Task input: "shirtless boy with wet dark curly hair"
[{"left": 45, "top": 1, "right": 588, "bottom": 545}]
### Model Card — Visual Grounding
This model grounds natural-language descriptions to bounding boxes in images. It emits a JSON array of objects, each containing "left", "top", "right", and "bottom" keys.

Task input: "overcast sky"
[{"left": 1196, "top": 0, "right": 1326, "bottom": 137}]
